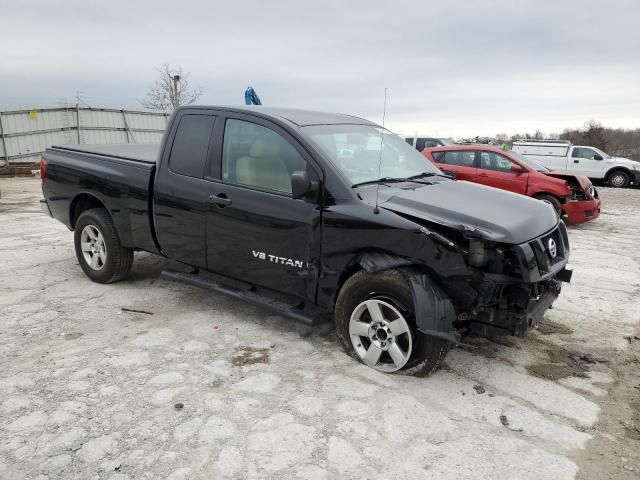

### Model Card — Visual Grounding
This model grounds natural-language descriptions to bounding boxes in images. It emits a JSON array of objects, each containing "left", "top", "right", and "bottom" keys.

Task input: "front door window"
[
  {"left": 572, "top": 147, "right": 598, "bottom": 160},
  {"left": 222, "top": 119, "right": 306, "bottom": 195}
]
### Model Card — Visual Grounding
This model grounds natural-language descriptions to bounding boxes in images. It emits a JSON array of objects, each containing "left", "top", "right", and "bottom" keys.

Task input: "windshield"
[
  {"left": 509, "top": 150, "right": 550, "bottom": 172},
  {"left": 302, "top": 124, "right": 442, "bottom": 185}
]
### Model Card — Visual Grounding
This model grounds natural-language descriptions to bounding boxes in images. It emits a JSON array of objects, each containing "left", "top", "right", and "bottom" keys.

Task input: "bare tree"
[
  {"left": 140, "top": 64, "right": 202, "bottom": 111},
  {"left": 503, "top": 124, "right": 640, "bottom": 160},
  {"left": 560, "top": 120, "right": 608, "bottom": 151}
]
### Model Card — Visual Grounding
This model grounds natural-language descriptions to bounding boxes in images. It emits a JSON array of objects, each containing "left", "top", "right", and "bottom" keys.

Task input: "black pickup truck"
[{"left": 41, "top": 106, "right": 572, "bottom": 375}]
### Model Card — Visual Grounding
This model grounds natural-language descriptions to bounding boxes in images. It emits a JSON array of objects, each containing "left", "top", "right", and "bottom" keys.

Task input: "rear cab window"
[{"left": 169, "top": 115, "right": 215, "bottom": 178}]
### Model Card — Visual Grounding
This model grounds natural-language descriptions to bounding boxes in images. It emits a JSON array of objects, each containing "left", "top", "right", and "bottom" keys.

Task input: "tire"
[
  {"left": 74, "top": 208, "right": 134, "bottom": 284},
  {"left": 607, "top": 170, "right": 630, "bottom": 188},
  {"left": 535, "top": 194, "right": 562, "bottom": 217},
  {"left": 335, "top": 269, "right": 450, "bottom": 376}
]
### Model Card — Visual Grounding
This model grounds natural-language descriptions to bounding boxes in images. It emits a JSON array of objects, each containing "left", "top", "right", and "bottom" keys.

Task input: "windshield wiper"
[
  {"left": 351, "top": 177, "right": 411, "bottom": 188},
  {"left": 410, "top": 171, "right": 456, "bottom": 180},
  {"left": 406, "top": 172, "right": 438, "bottom": 180},
  {"left": 351, "top": 173, "right": 442, "bottom": 188}
]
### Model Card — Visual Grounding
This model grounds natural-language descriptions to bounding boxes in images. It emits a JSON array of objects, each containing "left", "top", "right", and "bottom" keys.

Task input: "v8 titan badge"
[{"left": 252, "top": 250, "right": 309, "bottom": 269}]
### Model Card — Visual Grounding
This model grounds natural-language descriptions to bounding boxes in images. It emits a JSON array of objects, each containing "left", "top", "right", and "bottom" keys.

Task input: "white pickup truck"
[{"left": 512, "top": 140, "right": 640, "bottom": 188}]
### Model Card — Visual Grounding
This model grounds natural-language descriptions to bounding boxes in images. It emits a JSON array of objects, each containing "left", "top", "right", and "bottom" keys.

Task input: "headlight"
[{"left": 468, "top": 240, "right": 489, "bottom": 267}]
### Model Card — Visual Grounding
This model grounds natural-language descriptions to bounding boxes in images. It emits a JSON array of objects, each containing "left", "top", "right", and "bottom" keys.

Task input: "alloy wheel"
[
  {"left": 80, "top": 225, "right": 107, "bottom": 270},
  {"left": 349, "top": 298, "right": 413, "bottom": 372}
]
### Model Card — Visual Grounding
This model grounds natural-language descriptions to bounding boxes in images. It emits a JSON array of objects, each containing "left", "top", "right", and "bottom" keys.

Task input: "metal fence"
[{"left": 0, "top": 106, "right": 170, "bottom": 167}]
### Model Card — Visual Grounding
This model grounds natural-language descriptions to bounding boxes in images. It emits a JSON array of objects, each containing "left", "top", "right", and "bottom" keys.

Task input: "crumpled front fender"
[{"left": 359, "top": 253, "right": 460, "bottom": 344}]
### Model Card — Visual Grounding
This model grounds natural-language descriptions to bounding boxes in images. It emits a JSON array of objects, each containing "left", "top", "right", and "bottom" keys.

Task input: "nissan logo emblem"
[{"left": 548, "top": 238, "right": 557, "bottom": 259}]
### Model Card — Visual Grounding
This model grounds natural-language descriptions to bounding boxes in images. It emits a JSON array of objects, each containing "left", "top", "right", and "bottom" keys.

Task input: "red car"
[{"left": 422, "top": 145, "right": 601, "bottom": 225}]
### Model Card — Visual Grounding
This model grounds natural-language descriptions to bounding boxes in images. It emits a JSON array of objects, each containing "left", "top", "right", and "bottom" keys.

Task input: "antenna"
[{"left": 373, "top": 87, "right": 387, "bottom": 215}]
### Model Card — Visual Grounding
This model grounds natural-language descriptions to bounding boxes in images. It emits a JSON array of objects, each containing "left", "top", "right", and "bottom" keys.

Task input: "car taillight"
[{"left": 40, "top": 158, "right": 47, "bottom": 184}]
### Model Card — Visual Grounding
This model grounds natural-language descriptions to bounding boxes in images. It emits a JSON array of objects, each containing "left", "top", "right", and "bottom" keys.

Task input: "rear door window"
[
  {"left": 169, "top": 115, "right": 215, "bottom": 178},
  {"left": 440, "top": 150, "right": 476, "bottom": 166}
]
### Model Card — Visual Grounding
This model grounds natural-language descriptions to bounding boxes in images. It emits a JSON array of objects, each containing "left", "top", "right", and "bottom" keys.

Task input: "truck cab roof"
[{"left": 179, "top": 105, "right": 376, "bottom": 128}]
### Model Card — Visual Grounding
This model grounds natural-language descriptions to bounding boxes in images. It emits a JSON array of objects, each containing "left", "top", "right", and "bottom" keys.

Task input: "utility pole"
[
  {"left": 172, "top": 75, "right": 180, "bottom": 110},
  {"left": 75, "top": 91, "right": 81, "bottom": 144}
]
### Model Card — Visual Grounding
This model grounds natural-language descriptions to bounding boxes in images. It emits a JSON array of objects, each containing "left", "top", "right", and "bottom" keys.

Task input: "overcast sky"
[{"left": 1, "top": 0, "right": 639, "bottom": 137}]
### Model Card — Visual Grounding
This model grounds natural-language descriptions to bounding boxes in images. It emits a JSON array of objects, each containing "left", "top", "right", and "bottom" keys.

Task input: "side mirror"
[
  {"left": 291, "top": 170, "right": 312, "bottom": 199},
  {"left": 593, "top": 154, "right": 603, "bottom": 160},
  {"left": 511, "top": 165, "right": 526, "bottom": 174}
]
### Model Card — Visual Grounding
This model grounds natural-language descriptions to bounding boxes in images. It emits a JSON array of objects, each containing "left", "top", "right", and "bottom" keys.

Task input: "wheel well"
[
  {"left": 605, "top": 167, "right": 630, "bottom": 180},
  {"left": 334, "top": 263, "right": 364, "bottom": 308},
  {"left": 533, "top": 192, "right": 559, "bottom": 201},
  {"left": 332, "top": 252, "right": 424, "bottom": 310},
  {"left": 532, "top": 192, "right": 564, "bottom": 205},
  {"left": 69, "top": 194, "right": 106, "bottom": 229}
]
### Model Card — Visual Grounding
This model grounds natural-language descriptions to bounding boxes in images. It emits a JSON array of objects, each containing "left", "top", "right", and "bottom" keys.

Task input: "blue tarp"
[{"left": 244, "top": 87, "right": 262, "bottom": 105}]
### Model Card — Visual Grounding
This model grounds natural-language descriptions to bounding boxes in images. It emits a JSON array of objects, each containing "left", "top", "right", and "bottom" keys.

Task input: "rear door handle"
[
  {"left": 209, "top": 194, "right": 232, "bottom": 207},
  {"left": 478, "top": 173, "right": 489, "bottom": 177},
  {"left": 573, "top": 159, "right": 579, "bottom": 163}
]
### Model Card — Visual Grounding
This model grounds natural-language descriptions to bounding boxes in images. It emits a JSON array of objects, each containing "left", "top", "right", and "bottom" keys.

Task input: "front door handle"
[
  {"left": 573, "top": 159, "right": 579, "bottom": 163},
  {"left": 209, "top": 194, "right": 232, "bottom": 207},
  {"left": 478, "top": 173, "right": 489, "bottom": 177}
]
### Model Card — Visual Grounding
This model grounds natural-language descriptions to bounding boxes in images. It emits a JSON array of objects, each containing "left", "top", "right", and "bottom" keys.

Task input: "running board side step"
[{"left": 161, "top": 269, "right": 328, "bottom": 326}]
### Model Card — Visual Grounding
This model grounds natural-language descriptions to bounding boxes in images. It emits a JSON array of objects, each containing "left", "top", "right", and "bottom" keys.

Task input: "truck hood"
[
  {"left": 375, "top": 180, "right": 558, "bottom": 244},
  {"left": 608, "top": 157, "right": 639, "bottom": 169}
]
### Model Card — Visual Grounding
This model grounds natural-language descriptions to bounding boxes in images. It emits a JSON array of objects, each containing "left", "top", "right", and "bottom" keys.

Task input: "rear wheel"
[
  {"left": 607, "top": 170, "right": 630, "bottom": 188},
  {"left": 335, "top": 269, "right": 450, "bottom": 376},
  {"left": 74, "top": 208, "right": 133, "bottom": 283}
]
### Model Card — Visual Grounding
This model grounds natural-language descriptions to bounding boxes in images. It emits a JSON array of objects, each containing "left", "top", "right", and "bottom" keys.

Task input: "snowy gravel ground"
[{"left": 0, "top": 177, "right": 638, "bottom": 479}]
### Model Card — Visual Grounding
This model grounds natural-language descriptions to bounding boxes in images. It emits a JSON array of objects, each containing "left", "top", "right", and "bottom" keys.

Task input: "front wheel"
[
  {"left": 335, "top": 269, "right": 450, "bottom": 376},
  {"left": 74, "top": 208, "right": 134, "bottom": 284},
  {"left": 535, "top": 194, "right": 562, "bottom": 217},
  {"left": 607, "top": 170, "right": 630, "bottom": 188}
]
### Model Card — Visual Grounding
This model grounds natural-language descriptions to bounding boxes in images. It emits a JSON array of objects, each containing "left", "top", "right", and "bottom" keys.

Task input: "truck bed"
[
  {"left": 51, "top": 143, "right": 159, "bottom": 163},
  {"left": 42, "top": 143, "right": 160, "bottom": 255}
]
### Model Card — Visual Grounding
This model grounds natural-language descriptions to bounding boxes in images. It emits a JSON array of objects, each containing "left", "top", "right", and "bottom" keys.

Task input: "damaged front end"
[
  {"left": 364, "top": 180, "right": 573, "bottom": 341},
  {"left": 358, "top": 219, "right": 572, "bottom": 343},
  {"left": 439, "top": 221, "right": 572, "bottom": 337}
]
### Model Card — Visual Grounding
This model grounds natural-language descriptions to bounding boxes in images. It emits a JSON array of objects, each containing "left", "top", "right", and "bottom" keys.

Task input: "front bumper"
[
  {"left": 562, "top": 197, "right": 601, "bottom": 225},
  {"left": 467, "top": 276, "right": 566, "bottom": 337}
]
